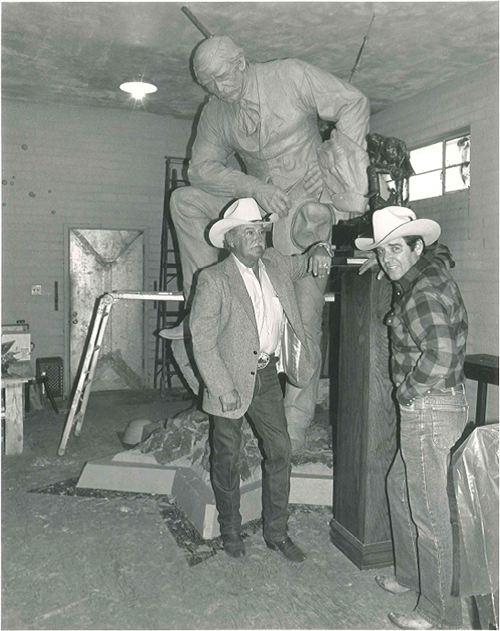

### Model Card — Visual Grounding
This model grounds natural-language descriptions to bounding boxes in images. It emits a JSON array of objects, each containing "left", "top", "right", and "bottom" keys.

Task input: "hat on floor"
[
  {"left": 208, "top": 198, "right": 278, "bottom": 249},
  {"left": 354, "top": 206, "right": 441, "bottom": 251}
]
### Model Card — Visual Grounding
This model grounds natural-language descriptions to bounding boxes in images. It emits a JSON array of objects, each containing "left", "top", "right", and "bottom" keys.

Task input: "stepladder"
[
  {"left": 58, "top": 289, "right": 336, "bottom": 456},
  {"left": 58, "top": 290, "right": 184, "bottom": 456}
]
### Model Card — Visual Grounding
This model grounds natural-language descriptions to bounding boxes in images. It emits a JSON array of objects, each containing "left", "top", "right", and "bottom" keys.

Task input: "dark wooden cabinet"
[{"left": 330, "top": 269, "right": 397, "bottom": 569}]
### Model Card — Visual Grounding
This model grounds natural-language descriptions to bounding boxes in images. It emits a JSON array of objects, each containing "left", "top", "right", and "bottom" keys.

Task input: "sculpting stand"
[{"left": 330, "top": 270, "right": 397, "bottom": 569}]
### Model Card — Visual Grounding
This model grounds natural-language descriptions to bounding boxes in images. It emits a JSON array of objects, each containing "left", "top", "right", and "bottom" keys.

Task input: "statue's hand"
[
  {"left": 254, "top": 183, "right": 291, "bottom": 218},
  {"left": 303, "top": 163, "right": 322, "bottom": 196},
  {"left": 220, "top": 389, "right": 241, "bottom": 413},
  {"left": 358, "top": 254, "right": 385, "bottom": 280},
  {"left": 358, "top": 254, "right": 378, "bottom": 275}
]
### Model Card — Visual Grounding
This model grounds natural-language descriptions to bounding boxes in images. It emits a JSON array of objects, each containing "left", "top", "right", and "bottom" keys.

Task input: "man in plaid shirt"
[{"left": 356, "top": 206, "right": 469, "bottom": 631}]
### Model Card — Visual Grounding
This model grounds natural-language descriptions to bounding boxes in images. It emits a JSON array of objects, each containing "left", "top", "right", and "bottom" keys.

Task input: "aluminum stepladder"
[
  {"left": 58, "top": 290, "right": 337, "bottom": 456},
  {"left": 58, "top": 290, "right": 184, "bottom": 456}
]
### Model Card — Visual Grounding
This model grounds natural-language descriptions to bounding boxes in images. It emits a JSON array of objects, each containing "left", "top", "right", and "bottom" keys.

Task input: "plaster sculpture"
[{"left": 166, "top": 35, "right": 371, "bottom": 451}]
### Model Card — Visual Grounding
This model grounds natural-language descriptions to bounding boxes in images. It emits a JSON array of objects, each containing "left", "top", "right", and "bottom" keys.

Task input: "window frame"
[{"left": 408, "top": 128, "right": 470, "bottom": 202}]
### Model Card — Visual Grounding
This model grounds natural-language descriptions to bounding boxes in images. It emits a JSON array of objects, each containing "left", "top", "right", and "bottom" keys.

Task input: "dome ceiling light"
[{"left": 119, "top": 77, "right": 158, "bottom": 100}]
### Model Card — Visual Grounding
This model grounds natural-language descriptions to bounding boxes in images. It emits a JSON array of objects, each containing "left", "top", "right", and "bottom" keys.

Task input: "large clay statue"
[{"left": 163, "top": 35, "right": 370, "bottom": 452}]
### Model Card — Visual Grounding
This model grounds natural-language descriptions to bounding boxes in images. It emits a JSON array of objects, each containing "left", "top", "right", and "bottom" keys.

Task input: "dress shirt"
[
  {"left": 232, "top": 254, "right": 284, "bottom": 355},
  {"left": 386, "top": 247, "right": 468, "bottom": 405}
]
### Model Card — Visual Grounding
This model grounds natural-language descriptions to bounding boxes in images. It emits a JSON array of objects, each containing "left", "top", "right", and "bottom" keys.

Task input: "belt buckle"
[{"left": 257, "top": 352, "right": 270, "bottom": 370}]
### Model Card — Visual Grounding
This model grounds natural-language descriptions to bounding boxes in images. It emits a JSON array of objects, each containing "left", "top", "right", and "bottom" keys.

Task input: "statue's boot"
[
  {"left": 170, "top": 338, "right": 200, "bottom": 395},
  {"left": 158, "top": 317, "right": 190, "bottom": 340}
]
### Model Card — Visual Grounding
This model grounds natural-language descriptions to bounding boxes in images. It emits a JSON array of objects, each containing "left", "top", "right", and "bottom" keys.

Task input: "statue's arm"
[
  {"left": 188, "top": 101, "right": 263, "bottom": 199},
  {"left": 298, "top": 61, "right": 370, "bottom": 148}
]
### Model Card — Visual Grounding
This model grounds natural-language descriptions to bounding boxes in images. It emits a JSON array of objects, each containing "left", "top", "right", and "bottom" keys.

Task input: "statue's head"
[{"left": 193, "top": 36, "right": 247, "bottom": 103}]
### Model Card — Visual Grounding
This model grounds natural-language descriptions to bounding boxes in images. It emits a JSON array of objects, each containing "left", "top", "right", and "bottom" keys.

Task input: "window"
[{"left": 408, "top": 132, "right": 470, "bottom": 202}]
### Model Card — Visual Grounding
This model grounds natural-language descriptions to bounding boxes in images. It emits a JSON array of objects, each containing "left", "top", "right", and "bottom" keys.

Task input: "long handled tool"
[
  {"left": 181, "top": 6, "right": 212, "bottom": 38},
  {"left": 349, "top": 13, "right": 375, "bottom": 83}
]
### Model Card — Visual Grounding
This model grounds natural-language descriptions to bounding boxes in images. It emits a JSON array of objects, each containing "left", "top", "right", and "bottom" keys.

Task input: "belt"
[
  {"left": 257, "top": 352, "right": 277, "bottom": 370},
  {"left": 427, "top": 383, "right": 465, "bottom": 396}
]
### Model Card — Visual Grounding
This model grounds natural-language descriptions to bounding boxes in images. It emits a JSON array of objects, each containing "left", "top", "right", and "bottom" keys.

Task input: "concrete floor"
[{"left": 2, "top": 389, "right": 475, "bottom": 630}]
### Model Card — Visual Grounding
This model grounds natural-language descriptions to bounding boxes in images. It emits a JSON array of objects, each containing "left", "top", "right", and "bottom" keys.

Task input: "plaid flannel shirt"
[{"left": 386, "top": 247, "right": 468, "bottom": 406}]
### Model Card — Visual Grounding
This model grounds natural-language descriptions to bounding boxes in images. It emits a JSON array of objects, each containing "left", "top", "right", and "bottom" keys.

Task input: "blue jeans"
[
  {"left": 387, "top": 388, "right": 468, "bottom": 629},
  {"left": 211, "top": 361, "right": 292, "bottom": 543}
]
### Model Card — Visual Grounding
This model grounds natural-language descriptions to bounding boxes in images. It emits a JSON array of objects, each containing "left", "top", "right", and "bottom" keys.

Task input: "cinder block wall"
[
  {"left": 2, "top": 99, "right": 192, "bottom": 393},
  {"left": 370, "top": 60, "right": 499, "bottom": 421}
]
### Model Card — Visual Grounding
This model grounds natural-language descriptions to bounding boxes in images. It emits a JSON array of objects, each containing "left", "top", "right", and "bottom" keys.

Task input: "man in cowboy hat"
[
  {"left": 355, "top": 206, "right": 468, "bottom": 630},
  {"left": 190, "top": 197, "right": 333, "bottom": 561},
  {"left": 162, "top": 34, "right": 370, "bottom": 452}
]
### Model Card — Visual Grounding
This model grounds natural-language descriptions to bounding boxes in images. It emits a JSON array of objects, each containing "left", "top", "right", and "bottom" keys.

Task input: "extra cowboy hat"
[
  {"left": 354, "top": 206, "right": 441, "bottom": 251},
  {"left": 272, "top": 178, "right": 335, "bottom": 255},
  {"left": 208, "top": 198, "right": 278, "bottom": 249}
]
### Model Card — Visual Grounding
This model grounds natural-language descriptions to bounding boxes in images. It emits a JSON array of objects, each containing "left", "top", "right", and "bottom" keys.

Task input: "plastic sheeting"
[{"left": 452, "top": 424, "right": 499, "bottom": 597}]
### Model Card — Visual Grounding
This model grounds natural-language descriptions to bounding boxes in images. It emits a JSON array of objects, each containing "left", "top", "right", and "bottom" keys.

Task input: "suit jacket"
[{"left": 190, "top": 248, "right": 314, "bottom": 418}]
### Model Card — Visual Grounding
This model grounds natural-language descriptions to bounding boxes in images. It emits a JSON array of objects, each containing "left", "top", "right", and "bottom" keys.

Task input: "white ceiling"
[{"left": 2, "top": 2, "right": 499, "bottom": 119}]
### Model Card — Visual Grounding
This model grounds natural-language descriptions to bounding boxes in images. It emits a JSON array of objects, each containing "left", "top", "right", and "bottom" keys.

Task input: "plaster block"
[
  {"left": 290, "top": 472, "right": 333, "bottom": 506},
  {"left": 76, "top": 455, "right": 179, "bottom": 495},
  {"left": 77, "top": 455, "right": 333, "bottom": 539},
  {"left": 171, "top": 468, "right": 263, "bottom": 539}
]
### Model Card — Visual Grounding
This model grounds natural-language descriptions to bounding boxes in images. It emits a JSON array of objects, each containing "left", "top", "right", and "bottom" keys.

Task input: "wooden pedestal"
[{"left": 330, "top": 270, "right": 397, "bottom": 569}]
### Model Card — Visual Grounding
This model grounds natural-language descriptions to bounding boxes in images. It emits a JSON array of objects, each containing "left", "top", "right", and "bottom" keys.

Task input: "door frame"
[{"left": 63, "top": 222, "right": 150, "bottom": 399}]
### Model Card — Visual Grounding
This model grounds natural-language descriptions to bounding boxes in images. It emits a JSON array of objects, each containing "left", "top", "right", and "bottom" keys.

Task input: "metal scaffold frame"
[
  {"left": 58, "top": 290, "right": 184, "bottom": 456},
  {"left": 58, "top": 290, "right": 336, "bottom": 456}
]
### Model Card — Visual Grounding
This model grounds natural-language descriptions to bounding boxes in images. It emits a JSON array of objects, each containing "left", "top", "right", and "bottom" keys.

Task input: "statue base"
[
  {"left": 77, "top": 405, "right": 333, "bottom": 539},
  {"left": 77, "top": 455, "right": 332, "bottom": 539}
]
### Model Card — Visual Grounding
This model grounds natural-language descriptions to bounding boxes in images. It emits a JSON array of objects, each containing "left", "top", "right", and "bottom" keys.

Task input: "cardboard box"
[{"left": 2, "top": 332, "right": 31, "bottom": 361}]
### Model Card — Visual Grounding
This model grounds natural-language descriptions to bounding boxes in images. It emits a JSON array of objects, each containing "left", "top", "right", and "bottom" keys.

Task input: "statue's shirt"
[{"left": 188, "top": 58, "right": 370, "bottom": 197}]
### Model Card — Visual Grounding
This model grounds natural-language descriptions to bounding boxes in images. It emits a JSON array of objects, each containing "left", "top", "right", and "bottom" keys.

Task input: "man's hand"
[
  {"left": 220, "top": 389, "right": 241, "bottom": 413},
  {"left": 310, "top": 244, "right": 332, "bottom": 278},
  {"left": 254, "top": 183, "right": 291, "bottom": 218},
  {"left": 303, "top": 163, "right": 323, "bottom": 196}
]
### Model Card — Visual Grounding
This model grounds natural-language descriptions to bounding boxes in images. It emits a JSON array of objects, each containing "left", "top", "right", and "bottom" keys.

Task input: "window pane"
[
  {"left": 410, "top": 142, "right": 442, "bottom": 174},
  {"left": 446, "top": 134, "right": 470, "bottom": 167},
  {"left": 409, "top": 171, "right": 442, "bottom": 201},
  {"left": 445, "top": 165, "right": 470, "bottom": 192}
]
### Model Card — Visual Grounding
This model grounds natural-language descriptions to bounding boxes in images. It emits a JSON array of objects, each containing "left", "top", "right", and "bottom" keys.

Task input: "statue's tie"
[{"left": 237, "top": 99, "right": 260, "bottom": 136}]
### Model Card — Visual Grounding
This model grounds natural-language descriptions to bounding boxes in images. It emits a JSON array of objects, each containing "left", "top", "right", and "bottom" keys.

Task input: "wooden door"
[{"left": 69, "top": 228, "right": 144, "bottom": 392}]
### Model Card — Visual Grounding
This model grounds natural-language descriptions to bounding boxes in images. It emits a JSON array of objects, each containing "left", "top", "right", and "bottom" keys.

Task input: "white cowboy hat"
[
  {"left": 208, "top": 198, "right": 278, "bottom": 248},
  {"left": 354, "top": 206, "right": 441, "bottom": 251}
]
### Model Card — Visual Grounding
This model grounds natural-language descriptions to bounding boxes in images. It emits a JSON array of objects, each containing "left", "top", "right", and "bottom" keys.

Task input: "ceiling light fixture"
[{"left": 119, "top": 77, "right": 158, "bottom": 100}]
